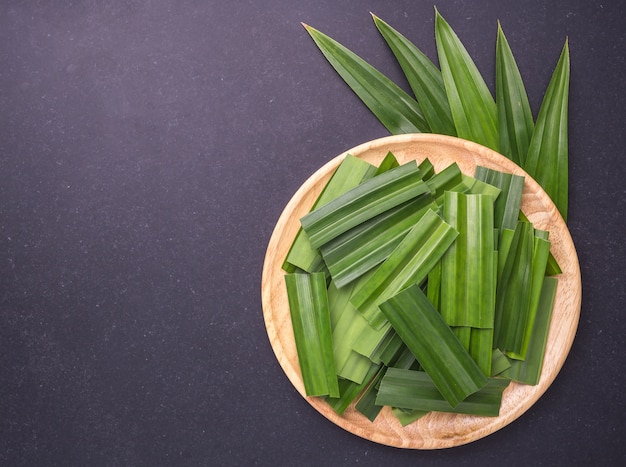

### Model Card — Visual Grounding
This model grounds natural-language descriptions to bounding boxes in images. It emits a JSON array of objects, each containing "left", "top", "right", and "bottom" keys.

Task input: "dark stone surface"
[{"left": 1, "top": 1, "right": 624, "bottom": 465}]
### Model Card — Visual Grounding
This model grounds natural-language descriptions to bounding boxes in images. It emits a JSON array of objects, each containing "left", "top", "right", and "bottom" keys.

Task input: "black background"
[{"left": 1, "top": 1, "right": 625, "bottom": 465}]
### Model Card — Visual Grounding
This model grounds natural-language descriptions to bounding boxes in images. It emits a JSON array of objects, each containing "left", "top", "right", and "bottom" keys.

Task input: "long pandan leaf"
[
  {"left": 496, "top": 22, "right": 535, "bottom": 166},
  {"left": 524, "top": 40, "right": 570, "bottom": 221},
  {"left": 435, "top": 9, "right": 499, "bottom": 151},
  {"left": 372, "top": 14, "right": 456, "bottom": 136},
  {"left": 303, "top": 24, "right": 430, "bottom": 134}
]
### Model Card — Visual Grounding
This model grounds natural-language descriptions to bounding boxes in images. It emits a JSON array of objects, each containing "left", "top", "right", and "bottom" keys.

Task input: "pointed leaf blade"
[
  {"left": 435, "top": 10, "right": 499, "bottom": 151},
  {"left": 304, "top": 24, "right": 430, "bottom": 134}
]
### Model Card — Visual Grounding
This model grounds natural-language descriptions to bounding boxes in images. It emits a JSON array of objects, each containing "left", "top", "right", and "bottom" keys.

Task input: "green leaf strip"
[
  {"left": 505, "top": 232, "right": 552, "bottom": 360},
  {"left": 300, "top": 162, "right": 429, "bottom": 249},
  {"left": 501, "top": 277, "right": 558, "bottom": 385},
  {"left": 474, "top": 166, "right": 525, "bottom": 231},
  {"left": 284, "top": 155, "right": 376, "bottom": 273},
  {"left": 325, "top": 363, "right": 382, "bottom": 415},
  {"left": 379, "top": 284, "right": 488, "bottom": 407},
  {"left": 493, "top": 221, "right": 534, "bottom": 353},
  {"left": 320, "top": 193, "right": 437, "bottom": 288},
  {"left": 285, "top": 273, "right": 339, "bottom": 397},
  {"left": 351, "top": 209, "right": 458, "bottom": 330},
  {"left": 376, "top": 368, "right": 507, "bottom": 416},
  {"left": 440, "top": 192, "right": 496, "bottom": 328}
]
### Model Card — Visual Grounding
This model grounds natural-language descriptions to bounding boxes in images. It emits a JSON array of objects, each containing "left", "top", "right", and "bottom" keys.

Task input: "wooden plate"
[{"left": 261, "top": 134, "right": 581, "bottom": 449}]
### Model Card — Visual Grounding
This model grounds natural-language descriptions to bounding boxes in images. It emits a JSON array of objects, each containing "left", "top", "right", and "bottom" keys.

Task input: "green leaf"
[
  {"left": 325, "top": 363, "right": 382, "bottom": 415},
  {"left": 372, "top": 14, "right": 456, "bottom": 136},
  {"left": 354, "top": 367, "right": 387, "bottom": 421},
  {"left": 496, "top": 22, "right": 535, "bottom": 166},
  {"left": 376, "top": 368, "right": 507, "bottom": 416},
  {"left": 501, "top": 277, "right": 558, "bottom": 385},
  {"left": 524, "top": 40, "right": 570, "bottom": 221},
  {"left": 351, "top": 209, "right": 458, "bottom": 330},
  {"left": 300, "top": 162, "right": 429, "bottom": 249},
  {"left": 439, "top": 192, "right": 496, "bottom": 328},
  {"left": 373, "top": 151, "right": 400, "bottom": 175},
  {"left": 435, "top": 9, "right": 498, "bottom": 151},
  {"left": 425, "top": 162, "right": 464, "bottom": 200},
  {"left": 474, "top": 166, "right": 525, "bottom": 231},
  {"left": 505, "top": 231, "right": 552, "bottom": 360},
  {"left": 379, "top": 284, "right": 488, "bottom": 407},
  {"left": 283, "top": 155, "right": 376, "bottom": 273},
  {"left": 285, "top": 273, "right": 339, "bottom": 397},
  {"left": 320, "top": 193, "right": 436, "bottom": 288},
  {"left": 490, "top": 348, "right": 512, "bottom": 376},
  {"left": 303, "top": 24, "right": 430, "bottom": 134},
  {"left": 391, "top": 407, "right": 429, "bottom": 427},
  {"left": 493, "top": 221, "right": 534, "bottom": 354}
]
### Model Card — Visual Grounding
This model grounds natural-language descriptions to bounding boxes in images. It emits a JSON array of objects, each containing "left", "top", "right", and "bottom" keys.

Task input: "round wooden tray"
[{"left": 261, "top": 134, "right": 581, "bottom": 449}]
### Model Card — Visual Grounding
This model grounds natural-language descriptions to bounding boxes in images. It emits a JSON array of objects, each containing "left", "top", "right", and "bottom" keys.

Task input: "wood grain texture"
[{"left": 261, "top": 134, "right": 581, "bottom": 449}]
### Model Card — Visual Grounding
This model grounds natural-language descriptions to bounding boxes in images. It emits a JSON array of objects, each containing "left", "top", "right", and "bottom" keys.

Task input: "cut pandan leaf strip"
[
  {"left": 435, "top": 9, "right": 499, "bottom": 152},
  {"left": 491, "top": 348, "right": 512, "bottom": 376},
  {"left": 452, "top": 326, "right": 494, "bottom": 377},
  {"left": 440, "top": 192, "right": 496, "bottom": 328},
  {"left": 372, "top": 331, "right": 405, "bottom": 366},
  {"left": 469, "top": 327, "right": 494, "bottom": 377},
  {"left": 417, "top": 157, "right": 435, "bottom": 181},
  {"left": 493, "top": 221, "right": 534, "bottom": 354},
  {"left": 350, "top": 319, "right": 394, "bottom": 363},
  {"left": 320, "top": 193, "right": 437, "bottom": 288},
  {"left": 496, "top": 22, "right": 535, "bottom": 166},
  {"left": 425, "top": 162, "right": 463, "bottom": 199},
  {"left": 283, "top": 155, "right": 376, "bottom": 273},
  {"left": 372, "top": 14, "right": 456, "bottom": 136},
  {"left": 520, "top": 210, "right": 562, "bottom": 275},
  {"left": 327, "top": 274, "right": 389, "bottom": 375},
  {"left": 462, "top": 175, "right": 502, "bottom": 199},
  {"left": 374, "top": 151, "right": 400, "bottom": 175},
  {"left": 325, "top": 363, "right": 382, "bottom": 415},
  {"left": 506, "top": 231, "right": 552, "bottom": 360},
  {"left": 357, "top": 345, "right": 420, "bottom": 422},
  {"left": 545, "top": 252, "right": 562, "bottom": 276},
  {"left": 354, "top": 367, "right": 387, "bottom": 422},
  {"left": 388, "top": 345, "right": 419, "bottom": 371},
  {"left": 285, "top": 273, "right": 339, "bottom": 397},
  {"left": 303, "top": 24, "right": 430, "bottom": 134},
  {"left": 337, "top": 350, "right": 376, "bottom": 384},
  {"left": 391, "top": 407, "right": 430, "bottom": 427},
  {"left": 300, "top": 162, "right": 429, "bottom": 249},
  {"left": 328, "top": 280, "right": 380, "bottom": 383},
  {"left": 376, "top": 368, "right": 508, "bottom": 416},
  {"left": 379, "top": 284, "right": 488, "bottom": 407},
  {"left": 524, "top": 40, "right": 570, "bottom": 221},
  {"left": 426, "top": 260, "right": 442, "bottom": 309},
  {"left": 351, "top": 209, "right": 458, "bottom": 330},
  {"left": 501, "top": 277, "right": 558, "bottom": 385},
  {"left": 474, "top": 166, "right": 525, "bottom": 231}
]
